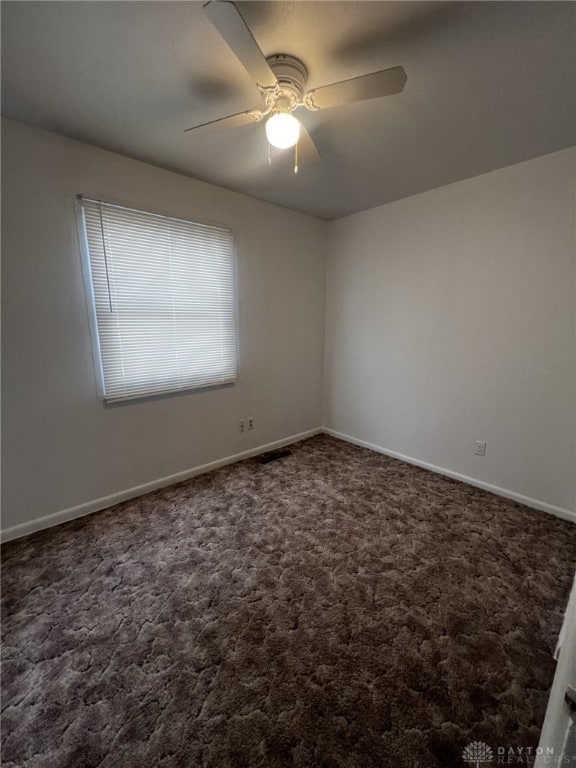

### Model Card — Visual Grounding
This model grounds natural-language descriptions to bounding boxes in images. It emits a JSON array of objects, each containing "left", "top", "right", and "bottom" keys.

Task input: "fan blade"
[
  {"left": 184, "top": 110, "right": 260, "bottom": 133},
  {"left": 204, "top": 1, "right": 277, "bottom": 89},
  {"left": 305, "top": 66, "right": 407, "bottom": 111},
  {"left": 298, "top": 125, "right": 321, "bottom": 166}
]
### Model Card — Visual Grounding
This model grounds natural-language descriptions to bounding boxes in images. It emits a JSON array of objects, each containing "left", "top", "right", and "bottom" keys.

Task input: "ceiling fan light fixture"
[{"left": 265, "top": 112, "right": 300, "bottom": 149}]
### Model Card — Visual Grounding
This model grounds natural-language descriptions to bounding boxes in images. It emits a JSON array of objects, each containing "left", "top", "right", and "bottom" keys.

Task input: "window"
[{"left": 78, "top": 198, "right": 237, "bottom": 402}]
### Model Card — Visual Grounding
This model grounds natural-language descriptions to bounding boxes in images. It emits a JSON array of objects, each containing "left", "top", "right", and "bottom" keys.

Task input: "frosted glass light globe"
[{"left": 265, "top": 112, "right": 300, "bottom": 149}]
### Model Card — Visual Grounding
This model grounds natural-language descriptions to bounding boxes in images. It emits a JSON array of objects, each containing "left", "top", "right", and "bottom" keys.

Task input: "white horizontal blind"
[{"left": 80, "top": 198, "right": 237, "bottom": 402}]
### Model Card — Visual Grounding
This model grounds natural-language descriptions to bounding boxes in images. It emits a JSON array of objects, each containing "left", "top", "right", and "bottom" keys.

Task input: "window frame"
[{"left": 76, "top": 195, "right": 239, "bottom": 403}]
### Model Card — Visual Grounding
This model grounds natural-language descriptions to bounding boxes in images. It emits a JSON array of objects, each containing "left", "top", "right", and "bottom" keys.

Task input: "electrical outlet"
[
  {"left": 474, "top": 441, "right": 486, "bottom": 456},
  {"left": 247, "top": 417, "right": 254, "bottom": 431},
  {"left": 239, "top": 419, "right": 245, "bottom": 433}
]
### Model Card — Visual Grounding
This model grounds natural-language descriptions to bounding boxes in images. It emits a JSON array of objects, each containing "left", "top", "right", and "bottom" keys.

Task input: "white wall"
[
  {"left": 324, "top": 148, "right": 576, "bottom": 514},
  {"left": 1, "top": 119, "right": 327, "bottom": 535},
  {"left": 3, "top": 120, "right": 574, "bottom": 538}
]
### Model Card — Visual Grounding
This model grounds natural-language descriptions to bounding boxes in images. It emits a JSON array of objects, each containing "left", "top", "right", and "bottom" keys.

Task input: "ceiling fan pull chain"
[
  {"left": 294, "top": 141, "right": 299, "bottom": 174},
  {"left": 268, "top": 141, "right": 272, "bottom": 166}
]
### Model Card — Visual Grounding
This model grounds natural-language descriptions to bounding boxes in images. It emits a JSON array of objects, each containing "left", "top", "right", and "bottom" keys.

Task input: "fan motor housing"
[{"left": 266, "top": 54, "right": 308, "bottom": 101}]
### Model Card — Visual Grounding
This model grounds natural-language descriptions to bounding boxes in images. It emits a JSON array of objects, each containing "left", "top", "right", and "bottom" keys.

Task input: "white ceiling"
[{"left": 2, "top": 1, "right": 575, "bottom": 220}]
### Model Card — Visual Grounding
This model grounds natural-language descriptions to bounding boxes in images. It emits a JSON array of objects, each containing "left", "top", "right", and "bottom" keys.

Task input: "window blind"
[{"left": 79, "top": 198, "right": 237, "bottom": 402}]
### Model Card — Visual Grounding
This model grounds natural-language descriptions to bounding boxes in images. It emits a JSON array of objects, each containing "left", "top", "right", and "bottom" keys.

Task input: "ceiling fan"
[{"left": 186, "top": 1, "right": 407, "bottom": 170}]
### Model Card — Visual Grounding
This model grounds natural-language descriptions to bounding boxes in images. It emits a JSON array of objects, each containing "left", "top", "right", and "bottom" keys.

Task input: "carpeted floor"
[{"left": 2, "top": 434, "right": 575, "bottom": 768}]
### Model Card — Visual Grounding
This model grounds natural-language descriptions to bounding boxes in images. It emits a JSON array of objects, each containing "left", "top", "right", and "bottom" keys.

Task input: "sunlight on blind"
[{"left": 79, "top": 199, "right": 237, "bottom": 402}]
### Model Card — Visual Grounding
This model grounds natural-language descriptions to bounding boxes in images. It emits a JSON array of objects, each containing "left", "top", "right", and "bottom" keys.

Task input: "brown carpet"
[{"left": 2, "top": 434, "right": 575, "bottom": 768}]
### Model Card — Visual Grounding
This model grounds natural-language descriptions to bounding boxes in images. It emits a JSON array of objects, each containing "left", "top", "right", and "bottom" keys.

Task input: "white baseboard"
[
  {"left": 4, "top": 426, "right": 573, "bottom": 543},
  {"left": 1, "top": 428, "right": 323, "bottom": 543},
  {"left": 323, "top": 428, "right": 576, "bottom": 525}
]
